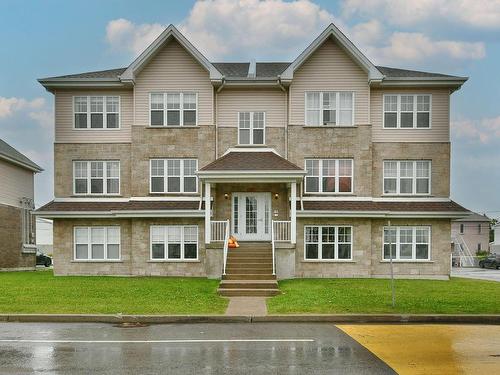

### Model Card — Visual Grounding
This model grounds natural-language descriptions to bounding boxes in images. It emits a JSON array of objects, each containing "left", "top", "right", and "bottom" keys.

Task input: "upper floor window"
[
  {"left": 238, "top": 112, "right": 265, "bottom": 145},
  {"left": 459, "top": 223, "right": 465, "bottom": 234},
  {"left": 478, "top": 224, "right": 482, "bottom": 234},
  {"left": 74, "top": 226, "right": 120, "bottom": 261},
  {"left": 74, "top": 96, "right": 120, "bottom": 129},
  {"left": 305, "top": 91, "right": 354, "bottom": 126},
  {"left": 73, "top": 161, "right": 120, "bottom": 195},
  {"left": 305, "top": 159, "right": 353, "bottom": 193},
  {"left": 383, "top": 226, "right": 430, "bottom": 261},
  {"left": 305, "top": 225, "right": 352, "bottom": 260},
  {"left": 383, "top": 94, "right": 431, "bottom": 128},
  {"left": 383, "top": 160, "right": 430, "bottom": 195},
  {"left": 150, "top": 159, "right": 198, "bottom": 193},
  {"left": 150, "top": 92, "right": 197, "bottom": 126}
]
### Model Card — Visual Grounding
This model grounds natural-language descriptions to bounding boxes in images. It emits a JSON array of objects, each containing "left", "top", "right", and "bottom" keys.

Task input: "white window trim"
[
  {"left": 382, "top": 160, "right": 431, "bottom": 196},
  {"left": 149, "top": 225, "right": 199, "bottom": 261},
  {"left": 72, "top": 96, "right": 121, "bottom": 130},
  {"left": 237, "top": 111, "right": 266, "bottom": 145},
  {"left": 382, "top": 226, "right": 431, "bottom": 261},
  {"left": 304, "top": 225, "right": 353, "bottom": 261},
  {"left": 73, "top": 160, "right": 121, "bottom": 196},
  {"left": 73, "top": 226, "right": 121, "bottom": 261},
  {"left": 382, "top": 94, "right": 432, "bottom": 129},
  {"left": 304, "top": 91, "right": 355, "bottom": 127},
  {"left": 304, "top": 159, "right": 354, "bottom": 194},
  {"left": 149, "top": 92, "right": 198, "bottom": 127},
  {"left": 149, "top": 159, "right": 198, "bottom": 194}
]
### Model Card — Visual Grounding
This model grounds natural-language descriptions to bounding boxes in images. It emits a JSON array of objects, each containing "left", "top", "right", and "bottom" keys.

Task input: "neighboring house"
[
  {"left": 452, "top": 213, "right": 490, "bottom": 254},
  {"left": 36, "top": 217, "right": 53, "bottom": 255},
  {"left": 36, "top": 23, "right": 469, "bottom": 284},
  {"left": 491, "top": 223, "right": 500, "bottom": 254},
  {"left": 0, "top": 139, "right": 43, "bottom": 270}
]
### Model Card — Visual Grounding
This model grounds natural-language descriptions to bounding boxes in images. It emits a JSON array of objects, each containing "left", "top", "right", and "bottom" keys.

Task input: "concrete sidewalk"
[{"left": 225, "top": 297, "right": 267, "bottom": 316}]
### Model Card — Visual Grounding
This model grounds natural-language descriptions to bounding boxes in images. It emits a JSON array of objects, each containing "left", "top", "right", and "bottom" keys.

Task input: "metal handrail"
[
  {"left": 222, "top": 219, "right": 230, "bottom": 275},
  {"left": 271, "top": 221, "right": 276, "bottom": 275}
]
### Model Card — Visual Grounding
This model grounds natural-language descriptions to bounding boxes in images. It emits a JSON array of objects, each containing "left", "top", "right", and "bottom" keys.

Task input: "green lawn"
[
  {"left": 267, "top": 277, "right": 500, "bottom": 314},
  {"left": 0, "top": 271, "right": 227, "bottom": 314}
]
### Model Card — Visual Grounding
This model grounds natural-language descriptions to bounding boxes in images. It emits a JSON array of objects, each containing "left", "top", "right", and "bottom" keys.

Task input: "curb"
[{"left": 1, "top": 314, "right": 499, "bottom": 324}]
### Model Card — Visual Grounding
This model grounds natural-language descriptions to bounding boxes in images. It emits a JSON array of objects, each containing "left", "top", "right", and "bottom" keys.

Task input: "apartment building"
[{"left": 36, "top": 24, "right": 469, "bottom": 287}]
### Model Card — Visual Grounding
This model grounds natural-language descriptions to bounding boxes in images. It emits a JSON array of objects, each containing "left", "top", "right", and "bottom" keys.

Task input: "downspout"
[
  {"left": 215, "top": 77, "right": 226, "bottom": 158},
  {"left": 277, "top": 76, "right": 288, "bottom": 159}
]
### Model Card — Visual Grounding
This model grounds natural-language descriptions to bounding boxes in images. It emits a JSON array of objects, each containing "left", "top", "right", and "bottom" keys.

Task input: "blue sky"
[{"left": 0, "top": 0, "right": 499, "bottom": 218}]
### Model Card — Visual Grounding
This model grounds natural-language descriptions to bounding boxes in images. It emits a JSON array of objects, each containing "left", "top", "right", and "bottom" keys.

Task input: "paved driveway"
[
  {"left": 0, "top": 322, "right": 395, "bottom": 374},
  {"left": 451, "top": 267, "right": 500, "bottom": 282}
]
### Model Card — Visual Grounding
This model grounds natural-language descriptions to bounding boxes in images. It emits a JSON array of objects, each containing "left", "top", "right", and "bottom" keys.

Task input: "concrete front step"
[
  {"left": 225, "top": 262, "right": 273, "bottom": 268},
  {"left": 219, "top": 280, "right": 278, "bottom": 289},
  {"left": 226, "top": 258, "right": 273, "bottom": 263},
  {"left": 217, "top": 288, "right": 280, "bottom": 297},
  {"left": 225, "top": 268, "right": 273, "bottom": 274},
  {"left": 223, "top": 274, "right": 276, "bottom": 280}
]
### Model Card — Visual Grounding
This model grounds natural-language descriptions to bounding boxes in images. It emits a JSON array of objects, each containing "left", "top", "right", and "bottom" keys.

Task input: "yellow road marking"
[{"left": 338, "top": 324, "right": 500, "bottom": 375}]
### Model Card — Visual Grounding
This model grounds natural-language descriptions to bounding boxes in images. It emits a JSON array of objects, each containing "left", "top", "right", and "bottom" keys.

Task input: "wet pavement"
[
  {"left": 0, "top": 322, "right": 395, "bottom": 374},
  {"left": 452, "top": 267, "right": 500, "bottom": 282},
  {"left": 339, "top": 324, "right": 500, "bottom": 375}
]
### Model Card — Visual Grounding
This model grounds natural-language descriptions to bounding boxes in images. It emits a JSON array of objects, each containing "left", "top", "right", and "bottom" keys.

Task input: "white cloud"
[
  {"left": 342, "top": 0, "right": 500, "bottom": 29},
  {"left": 0, "top": 97, "right": 45, "bottom": 118},
  {"left": 106, "top": 18, "right": 164, "bottom": 56},
  {"left": 29, "top": 110, "right": 54, "bottom": 131},
  {"left": 452, "top": 116, "right": 500, "bottom": 144}
]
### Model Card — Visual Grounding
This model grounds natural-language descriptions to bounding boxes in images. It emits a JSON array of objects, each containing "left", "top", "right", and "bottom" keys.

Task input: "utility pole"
[{"left": 388, "top": 220, "right": 395, "bottom": 308}]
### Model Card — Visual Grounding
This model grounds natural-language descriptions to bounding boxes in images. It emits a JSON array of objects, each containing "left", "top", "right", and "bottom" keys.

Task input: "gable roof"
[
  {"left": 453, "top": 212, "right": 490, "bottom": 222},
  {"left": 280, "top": 23, "right": 384, "bottom": 83},
  {"left": 120, "top": 25, "right": 222, "bottom": 82},
  {"left": 0, "top": 139, "right": 43, "bottom": 172}
]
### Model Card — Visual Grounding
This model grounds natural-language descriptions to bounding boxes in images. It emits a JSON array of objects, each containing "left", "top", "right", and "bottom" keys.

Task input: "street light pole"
[{"left": 388, "top": 220, "right": 395, "bottom": 308}]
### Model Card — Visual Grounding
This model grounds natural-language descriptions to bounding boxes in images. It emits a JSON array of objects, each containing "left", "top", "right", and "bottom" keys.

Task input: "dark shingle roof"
[
  {"left": 212, "top": 63, "right": 249, "bottom": 78},
  {"left": 200, "top": 151, "right": 303, "bottom": 172},
  {"left": 36, "top": 200, "right": 201, "bottom": 212},
  {"left": 43, "top": 67, "right": 127, "bottom": 80},
  {"left": 301, "top": 200, "right": 469, "bottom": 213},
  {"left": 0, "top": 139, "right": 42, "bottom": 172},
  {"left": 376, "top": 66, "right": 463, "bottom": 79},
  {"left": 453, "top": 212, "right": 490, "bottom": 222},
  {"left": 256, "top": 62, "right": 291, "bottom": 77}
]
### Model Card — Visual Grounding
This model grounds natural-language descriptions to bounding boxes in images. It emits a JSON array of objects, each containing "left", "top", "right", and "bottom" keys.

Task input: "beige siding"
[
  {"left": 217, "top": 88, "right": 286, "bottom": 128},
  {"left": 289, "top": 37, "right": 370, "bottom": 125},
  {"left": 0, "top": 159, "right": 34, "bottom": 208},
  {"left": 134, "top": 39, "right": 213, "bottom": 126},
  {"left": 371, "top": 88, "right": 450, "bottom": 142},
  {"left": 54, "top": 89, "right": 133, "bottom": 143}
]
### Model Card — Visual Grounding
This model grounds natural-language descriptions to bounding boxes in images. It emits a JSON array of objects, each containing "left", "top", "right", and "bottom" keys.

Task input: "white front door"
[{"left": 232, "top": 192, "right": 271, "bottom": 241}]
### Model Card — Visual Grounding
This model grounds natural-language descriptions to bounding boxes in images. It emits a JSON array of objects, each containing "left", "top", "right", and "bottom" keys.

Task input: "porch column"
[
  {"left": 204, "top": 182, "right": 211, "bottom": 244},
  {"left": 290, "top": 181, "right": 297, "bottom": 244}
]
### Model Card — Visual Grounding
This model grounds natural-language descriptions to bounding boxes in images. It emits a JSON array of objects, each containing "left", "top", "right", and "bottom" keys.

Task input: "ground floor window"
[
  {"left": 304, "top": 225, "right": 352, "bottom": 260},
  {"left": 74, "top": 226, "right": 120, "bottom": 260},
  {"left": 383, "top": 226, "right": 430, "bottom": 261},
  {"left": 150, "top": 225, "right": 198, "bottom": 260}
]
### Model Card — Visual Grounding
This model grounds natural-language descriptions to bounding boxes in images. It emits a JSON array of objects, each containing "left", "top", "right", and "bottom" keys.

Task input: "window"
[
  {"left": 73, "top": 96, "right": 120, "bottom": 129},
  {"left": 304, "top": 225, "right": 352, "bottom": 260},
  {"left": 20, "top": 197, "right": 34, "bottom": 245},
  {"left": 383, "top": 226, "right": 430, "bottom": 261},
  {"left": 73, "top": 161, "right": 120, "bottom": 195},
  {"left": 305, "top": 92, "right": 354, "bottom": 126},
  {"left": 383, "top": 160, "right": 431, "bottom": 195},
  {"left": 150, "top": 159, "right": 198, "bottom": 193},
  {"left": 477, "top": 243, "right": 482, "bottom": 252},
  {"left": 383, "top": 94, "right": 431, "bottom": 128},
  {"left": 459, "top": 223, "right": 465, "bottom": 234},
  {"left": 149, "top": 92, "right": 197, "bottom": 126},
  {"left": 305, "top": 159, "right": 353, "bottom": 193},
  {"left": 478, "top": 224, "right": 482, "bottom": 234},
  {"left": 74, "top": 226, "right": 120, "bottom": 260},
  {"left": 238, "top": 112, "right": 265, "bottom": 145},
  {"left": 150, "top": 226, "right": 198, "bottom": 260}
]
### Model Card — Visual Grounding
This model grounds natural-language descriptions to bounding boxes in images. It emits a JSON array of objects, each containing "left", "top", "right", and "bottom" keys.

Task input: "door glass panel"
[
  {"left": 245, "top": 197, "right": 257, "bottom": 234},
  {"left": 264, "top": 197, "right": 270, "bottom": 234}
]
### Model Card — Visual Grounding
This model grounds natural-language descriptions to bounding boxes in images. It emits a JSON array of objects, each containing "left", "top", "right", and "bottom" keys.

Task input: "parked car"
[
  {"left": 479, "top": 254, "right": 500, "bottom": 269},
  {"left": 36, "top": 250, "right": 52, "bottom": 267}
]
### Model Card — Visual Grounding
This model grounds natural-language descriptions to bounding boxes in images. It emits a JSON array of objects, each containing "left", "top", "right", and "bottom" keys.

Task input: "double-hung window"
[
  {"left": 238, "top": 111, "right": 265, "bottom": 145},
  {"left": 383, "top": 94, "right": 431, "bottom": 128},
  {"left": 305, "top": 159, "right": 353, "bottom": 193},
  {"left": 73, "top": 161, "right": 120, "bottom": 195},
  {"left": 150, "top": 92, "right": 197, "bottom": 126},
  {"left": 73, "top": 96, "right": 120, "bottom": 129},
  {"left": 74, "top": 226, "right": 120, "bottom": 260},
  {"left": 150, "top": 159, "right": 198, "bottom": 193},
  {"left": 150, "top": 225, "right": 198, "bottom": 260},
  {"left": 383, "top": 160, "right": 431, "bottom": 195},
  {"left": 383, "top": 226, "right": 430, "bottom": 261},
  {"left": 305, "top": 225, "right": 352, "bottom": 260},
  {"left": 305, "top": 91, "right": 354, "bottom": 126}
]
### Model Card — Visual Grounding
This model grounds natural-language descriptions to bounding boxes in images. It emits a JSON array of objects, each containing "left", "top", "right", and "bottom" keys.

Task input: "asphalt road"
[
  {"left": 451, "top": 267, "right": 500, "bottom": 282},
  {"left": 0, "top": 322, "right": 395, "bottom": 374}
]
